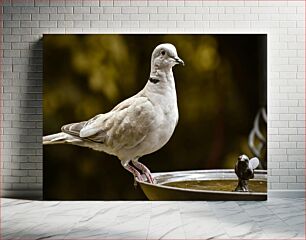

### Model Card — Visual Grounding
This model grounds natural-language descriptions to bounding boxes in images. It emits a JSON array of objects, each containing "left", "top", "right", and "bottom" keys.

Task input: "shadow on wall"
[{"left": 10, "top": 39, "right": 43, "bottom": 200}]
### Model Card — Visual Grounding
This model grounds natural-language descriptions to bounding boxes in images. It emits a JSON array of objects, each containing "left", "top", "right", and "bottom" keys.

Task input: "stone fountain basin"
[{"left": 137, "top": 169, "right": 267, "bottom": 201}]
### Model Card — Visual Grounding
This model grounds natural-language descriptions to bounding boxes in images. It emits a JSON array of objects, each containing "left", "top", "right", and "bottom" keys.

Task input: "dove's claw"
[
  {"left": 132, "top": 160, "right": 155, "bottom": 184},
  {"left": 144, "top": 172, "right": 155, "bottom": 184},
  {"left": 122, "top": 161, "right": 144, "bottom": 184}
]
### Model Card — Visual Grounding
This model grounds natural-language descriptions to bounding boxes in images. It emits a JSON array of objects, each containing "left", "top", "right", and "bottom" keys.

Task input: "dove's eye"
[{"left": 161, "top": 50, "right": 166, "bottom": 55}]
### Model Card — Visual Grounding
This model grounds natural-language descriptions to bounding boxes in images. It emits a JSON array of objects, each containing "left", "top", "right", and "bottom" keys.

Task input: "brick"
[
  {"left": 148, "top": 0, "right": 167, "bottom": 6},
  {"left": 90, "top": 21, "right": 108, "bottom": 28},
  {"left": 202, "top": 14, "right": 218, "bottom": 20},
  {"left": 195, "top": 7, "right": 209, "bottom": 14},
  {"left": 185, "top": 14, "right": 202, "bottom": 21},
  {"left": 168, "top": 14, "right": 184, "bottom": 21},
  {"left": 121, "top": 20, "right": 139, "bottom": 28},
  {"left": 289, "top": 134, "right": 305, "bottom": 142},
  {"left": 150, "top": 14, "right": 167, "bottom": 21},
  {"left": 39, "top": 7, "right": 57, "bottom": 14},
  {"left": 288, "top": 183, "right": 305, "bottom": 189},
  {"left": 4, "top": 49, "right": 20, "bottom": 57},
  {"left": 4, "top": 176, "right": 20, "bottom": 183},
  {"left": 288, "top": 155, "right": 304, "bottom": 162},
  {"left": 279, "top": 114, "right": 296, "bottom": 121},
  {"left": 4, "top": 35, "right": 21, "bottom": 43},
  {"left": 21, "top": 6, "right": 39, "bottom": 13},
  {"left": 176, "top": 21, "right": 193, "bottom": 28},
  {"left": 50, "top": 14, "right": 65, "bottom": 20},
  {"left": 158, "top": 20, "right": 176, "bottom": 28},
  {"left": 3, "top": 21, "right": 20, "bottom": 28},
  {"left": 12, "top": 28, "right": 31, "bottom": 35},
  {"left": 57, "top": 20, "right": 72, "bottom": 28},
  {"left": 269, "top": 162, "right": 279, "bottom": 168},
  {"left": 48, "top": 27, "right": 65, "bottom": 32},
  {"left": 49, "top": 0, "right": 65, "bottom": 6},
  {"left": 289, "top": 169, "right": 304, "bottom": 176},
  {"left": 83, "top": 14, "right": 99, "bottom": 20},
  {"left": 234, "top": 7, "right": 251, "bottom": 13},
  {"left": 138, "top": 6, "right": 157, "bottom": 13},
  {"left": 289, "top": 121, "right": 305, "bottom": 128},
  {"left": 210, "top": 21, "right": 234, "bottom": 28},
  {"left": 39, "top": 21, "right": 57, "bottom": 28},
  {"left": 219, "top": 14, "right": 244, "bottom": 21},
  {"left": 74, "top": 6, "right": 90, "bottom": 13},
  {"left": 177, "top": 7, "right": 196, "bottom": 14},
  {"left": 130, "top": 13, "right": 149, "bottom": 21},
  {"left": 12, "top": 43, "right": 30, "bottom": 50},
  {"left": 270, "top": 121, "right": 288, "bottom": 128},
  {"left": 3, "top": 6, "right": 21, "bottom": 13},
  {"left": 12, "top": 170, "right": 28, "bottom": 177},
  {"left": 28, "top": 170, "right": 42, "bottom": 177},
  {"left": 12, "top": 13, "right": 31, "bottom": 20},
  {"left": 65, "top": 14, "right": 83, "bottom": 21},
  {"left": 139, "top": 21, "right": 157, "bottom": 28},
  {"left": 130, "top": 0, "right": 147, "bottom": 6},
  {"left": 32, "top": 13, "right": 49, "bottom": 20},
  {"left": 185, "top": 0, "right": 202, "bottom": 6},
  {"left": 99, "top": 14, "right": 113, "bottom": 20},
  {"left": 280, "top": 142, "right": 296, "bottom": 149},
  {"left": 83, "top": 0, "right": 99, "bottom": 6},
  {"left": 297, "top": 176, "right": 305, "bottom": 183},
  {"left": 57, "top": 7, "right": 73, "bottom": 14},
  {"left": 74, "top": 21, "right": 90, "bottom": 28},
  {"left": 280, "top": 176, "right": 296, "bottom": 183},
  {"left": 20, "top": 177, "right": 37, "bottom": 183},
  {"left": 121, "top": 7, "right": 138, "bottom": 14},
  {"left": 114, "top": 0, "right": 130, "bottom": 6},
  {"left": 157, "top": 7, "right": 176, "bottom": 14},
  {"left": 65, "top": 0, "right": 82, "bottom": 6},
  {"left": 269, "top": 176, "right": 279, "bottom": 183},
  {"left": 287, "top": 149, "right": 305, "bottom": 155},
  {"left": 271, "top": 183, "right": 287, "bottom": 189},
  {"left": 280, "top": 162, "right": 296, "bottom": 169},
  {"left": 90, "top": 7, "right": 104, "bottom": 13},
  {"left": 104, "top": 7, "right": 121, "bottom": 14},
  {"left": 21, "top": 20, "right": 39, "bottom": 27},
  {"left": 234, "top": 21, "right": 251, "bottom": 28},
  {"left": 218, "top": 1, "right": 244, "bottom": 6},
  {"left": 272, "top": 169, "right": 289, "bottom": 176}
]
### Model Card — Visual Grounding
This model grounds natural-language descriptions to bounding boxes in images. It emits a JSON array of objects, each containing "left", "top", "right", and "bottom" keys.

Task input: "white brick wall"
[{"left": 1, "top": 0, "right": 305, "bottom": 198}]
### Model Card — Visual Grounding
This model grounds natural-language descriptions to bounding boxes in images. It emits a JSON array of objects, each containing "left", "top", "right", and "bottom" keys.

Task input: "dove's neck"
[
  {"left": 143, "top": 66, "right": 177, "bottom": 105},
  {"left": 150, "top": 64, "right": 175, "bottom": 83},
  {"left": 148, "top": 66, "right": 176, "bottom": 91}
]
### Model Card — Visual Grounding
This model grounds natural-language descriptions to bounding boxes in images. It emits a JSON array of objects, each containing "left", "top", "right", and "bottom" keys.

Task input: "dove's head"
[{"left": 151, "top": 43, "right": 184, "bottom": 71}]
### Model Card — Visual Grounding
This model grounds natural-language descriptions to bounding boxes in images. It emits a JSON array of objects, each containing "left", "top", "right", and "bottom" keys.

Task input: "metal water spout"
[{"left": 234, "top": 154, "right": 260, "bottom": 192}]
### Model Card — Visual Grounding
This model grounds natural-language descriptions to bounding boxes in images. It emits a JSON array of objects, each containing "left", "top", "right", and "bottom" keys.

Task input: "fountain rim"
[{"left": 136, "top": 169, "right": 267, "bottom": 196}]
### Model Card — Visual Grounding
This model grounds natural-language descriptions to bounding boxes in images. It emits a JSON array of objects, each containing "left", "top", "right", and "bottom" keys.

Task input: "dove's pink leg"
[
  {"left": 132, "top": 160, "right": 155, "bottom": 184},
  {"left": 121, "top": 161, "right": 143, "bottom": 182}
]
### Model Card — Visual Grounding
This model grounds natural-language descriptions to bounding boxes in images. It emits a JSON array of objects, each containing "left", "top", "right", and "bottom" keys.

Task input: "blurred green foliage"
[{"left": 43, "top": 34, "right": 267, "bottom": 200}]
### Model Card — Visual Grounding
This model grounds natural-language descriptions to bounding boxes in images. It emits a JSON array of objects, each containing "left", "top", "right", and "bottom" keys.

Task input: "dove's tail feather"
[{"left": 43, "top": 132, "right": 76, "bottom": 145}]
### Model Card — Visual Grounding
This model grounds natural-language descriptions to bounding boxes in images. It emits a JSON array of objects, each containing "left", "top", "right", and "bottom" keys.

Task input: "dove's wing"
[{"left": 62, "top": 95, "right": 155, "bottom": 151}]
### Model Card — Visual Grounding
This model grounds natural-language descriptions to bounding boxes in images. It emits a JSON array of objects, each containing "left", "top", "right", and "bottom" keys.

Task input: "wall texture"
[{"left": 1, "top": 0, "right": 305, "bottom": 198}]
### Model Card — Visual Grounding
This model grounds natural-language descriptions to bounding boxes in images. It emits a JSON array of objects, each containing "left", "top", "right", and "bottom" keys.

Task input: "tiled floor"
[{"left": 1, "top": 198, "right": 305, "bottom": 239}]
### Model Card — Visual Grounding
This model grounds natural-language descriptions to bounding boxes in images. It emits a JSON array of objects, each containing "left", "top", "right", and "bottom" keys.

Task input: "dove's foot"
[
  {"left": 121, "top": 160, "right": 143, "bottom": 185},
  {"left": 132, "top": 160, "right": 155, "bottom": 184}
]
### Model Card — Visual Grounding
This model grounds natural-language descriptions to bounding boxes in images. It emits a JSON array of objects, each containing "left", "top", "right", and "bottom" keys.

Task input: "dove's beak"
[{"left": 174, "top": 57, "right": 184, "bottom": 66}]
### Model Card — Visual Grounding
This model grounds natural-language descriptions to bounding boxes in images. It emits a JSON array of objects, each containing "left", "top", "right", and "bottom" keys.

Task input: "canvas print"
[{"left": 43, "top": 34, "right": 267, "bottom": 200}]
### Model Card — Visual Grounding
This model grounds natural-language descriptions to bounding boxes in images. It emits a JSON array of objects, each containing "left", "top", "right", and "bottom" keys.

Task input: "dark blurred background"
[{"left": 43, "top": 34, "right": 267, "bottom": 200}]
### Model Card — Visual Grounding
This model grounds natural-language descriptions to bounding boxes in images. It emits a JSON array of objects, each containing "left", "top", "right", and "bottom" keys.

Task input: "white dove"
[{"left": 43, "top": 43, "right": 184, "bottom": 184}]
